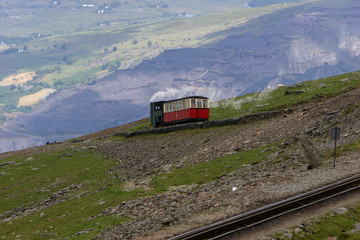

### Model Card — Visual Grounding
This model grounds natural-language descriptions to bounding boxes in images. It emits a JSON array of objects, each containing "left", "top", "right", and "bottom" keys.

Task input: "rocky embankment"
[{"left": 90, "top": 87, "right": 360, "bottom": 239}]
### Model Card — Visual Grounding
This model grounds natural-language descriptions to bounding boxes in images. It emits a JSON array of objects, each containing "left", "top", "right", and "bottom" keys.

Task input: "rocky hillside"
[
  {"left": 1, "top": 71, "right": 360, "bottom": 239},
  {"left": 2, "top": 0, "right": 360, "bottom": 153}
]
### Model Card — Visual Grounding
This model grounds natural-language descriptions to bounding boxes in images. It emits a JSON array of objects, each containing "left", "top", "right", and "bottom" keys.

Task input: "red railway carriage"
[{"left": 150, "top": 96, "right": 209, "bottom": 128}]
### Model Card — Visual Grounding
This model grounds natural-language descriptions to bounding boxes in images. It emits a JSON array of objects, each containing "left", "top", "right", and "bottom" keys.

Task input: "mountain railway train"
[{"left": 150, "top": 96, "right": 210, "bottom": 128}]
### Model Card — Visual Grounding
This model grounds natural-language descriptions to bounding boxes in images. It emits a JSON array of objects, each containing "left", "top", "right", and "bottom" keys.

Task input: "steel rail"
[
  {"left": 211, "top": 184, "right": 360, "bottom": 240},
  {"left": 169, "top": 173, "right": 360, "bottom": 240}
]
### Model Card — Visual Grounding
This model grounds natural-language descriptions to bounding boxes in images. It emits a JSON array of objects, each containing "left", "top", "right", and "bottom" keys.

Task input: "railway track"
[
  {"left": 117, "top": 109, "right": 293, "bottom": 138},
  {"left": 169, "top": 173, "right": 360, "bottom": 240}
]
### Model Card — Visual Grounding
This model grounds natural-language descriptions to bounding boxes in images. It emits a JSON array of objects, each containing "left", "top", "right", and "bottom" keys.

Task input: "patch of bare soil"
[
  {"left": 0, "top": 72, "right": 35, "bottom": 86},
  {"left": 17, "top": 88, "right": 56, "bottom": 107}
]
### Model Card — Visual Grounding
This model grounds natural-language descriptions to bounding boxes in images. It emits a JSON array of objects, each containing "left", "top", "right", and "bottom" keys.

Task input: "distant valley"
[{"left": 1, "top": 0, "right": 360, "bottom": 152}]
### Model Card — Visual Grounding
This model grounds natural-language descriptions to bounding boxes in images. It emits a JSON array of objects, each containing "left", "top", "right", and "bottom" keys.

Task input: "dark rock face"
[
  {"left": 299, "top": 135, "right": 323, "bottom": 169},
  {"left": 2, "top": 0, "right": 360, "bottom": 152}
]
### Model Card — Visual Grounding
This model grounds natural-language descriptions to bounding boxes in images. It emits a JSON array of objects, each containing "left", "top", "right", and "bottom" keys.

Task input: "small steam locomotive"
[{"left": 150, "top": 96, "right": 210, "bottom": 128}]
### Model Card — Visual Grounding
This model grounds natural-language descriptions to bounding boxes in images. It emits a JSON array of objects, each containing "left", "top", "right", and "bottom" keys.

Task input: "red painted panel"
[
  {"left": 164, "top": 112, "right": 171, "bottom": 122},
  {"left": 164, "top": 109, "right": 192, "bottom": 123},
  {"left": 198, "top": 108, "right": 209, "bottom": 119},
  {"left": 189, "top": 109, "right": 197, "bottom": 119},
  {"left": 164, "top": 108, "right": 209, "bottom": 124}
]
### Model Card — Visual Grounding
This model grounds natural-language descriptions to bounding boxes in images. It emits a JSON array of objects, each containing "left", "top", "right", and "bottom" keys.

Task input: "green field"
[
  {"left": 0, "top": 148, "right": 143, "bottom": 239},
  {"left": 0, "top": 0, "right": 351, "bottom": 120},
  {"left": 0, "top": 0, "right": 315, "bottom": 123}
]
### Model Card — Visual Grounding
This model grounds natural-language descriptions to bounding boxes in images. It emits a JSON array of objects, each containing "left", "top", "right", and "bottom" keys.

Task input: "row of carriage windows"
[{"left": 164, "top": 99, "right": 209, "bottom": 113}]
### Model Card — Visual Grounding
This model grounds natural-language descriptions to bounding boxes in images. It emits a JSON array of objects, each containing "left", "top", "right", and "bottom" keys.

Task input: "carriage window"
[
  {"left": 166, "top": 104, "right": 169, "bottom": 112},
  {"left": 203, "top": 99, "right": 208, "bottom": 108},
  {"left": 182, "top": 100, "right": 185, "bottom": 109},
  {"left": 191, "top": 99, "right": 196, "bottom": 108},
  {"left": 186, "top": 99, "right": 189, "bottom": 109},
  {"left": 197, "top": 99, "right": 202, "bottom": 108}
]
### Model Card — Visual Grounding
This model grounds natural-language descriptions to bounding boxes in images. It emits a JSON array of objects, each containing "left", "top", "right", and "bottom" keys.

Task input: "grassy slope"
[
  {"left": 0, "top": 147, "right": 146, "bottom": 239},
  {"left": 211, "top": 71, "right": 360, "bottom": 120},
  {"left": 132, "top": 70, "right": 360, "bottom": 130},
  {"left": 1, "top": 70, "right": 360, "bottom": 239}
]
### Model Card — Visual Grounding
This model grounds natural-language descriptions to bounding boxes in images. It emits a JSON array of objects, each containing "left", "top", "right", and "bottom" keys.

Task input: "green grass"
[
  {"left": 53, "top": 66, "right": 101, "bottom": 90},
  {"left": 275, "top": 204, "right": 360, "bottom": 240},
  {"left": 0, "top": 186, "right": 146, "bottom": 240},
  {"left": 320, "top": 138, "right": 360, "bottom": 160},
  {"left": 210, "top": 71, "right": 360, "bottom": 120},
  {"left": 337, "top": 140, "right": 360, "bottom": 156},
  {"left": 151, "top": 145, "right": 272, "bottom": 190},
  {"left": 343, "top": 101, "right": 360, "bottom": 116},
  {"left": 125, "top": 121, "right": 152, "bottom": 132},
  {"left": 0, "top": 85, "right": 42, "bottom": 109},
  {"left": 0, "top": 148, "right": 113, "bottom": 213},
  {"left": 0, "top": 0, "right": 252, "bottom": 38},
  {"left": 0, "top": 147, "right": 148, "bottom": 239}
]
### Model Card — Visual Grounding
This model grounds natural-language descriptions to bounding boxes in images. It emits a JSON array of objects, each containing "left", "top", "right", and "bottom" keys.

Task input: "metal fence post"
[{"left": 331, "top": 126, "right": 340, "bottom": 169}]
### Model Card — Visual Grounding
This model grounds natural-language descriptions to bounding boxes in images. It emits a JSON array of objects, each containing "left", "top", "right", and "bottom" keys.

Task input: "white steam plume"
[
  {"left": 150, "top": 86, "right": 225, "bottom": 102},
  {"left": 211, "top": 75, "right": 283, "bottom": 110},
  {"left": 150, "top": 74, "right": 284, "bottom": 111}
]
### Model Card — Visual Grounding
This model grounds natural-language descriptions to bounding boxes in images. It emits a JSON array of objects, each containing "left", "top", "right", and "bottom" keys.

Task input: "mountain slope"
[
  {"left": 2, "top": 0, "right": 360, "bottom": 152},
  {"left": 1, "top": 71, "right": 360, "bottom": 239}
]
